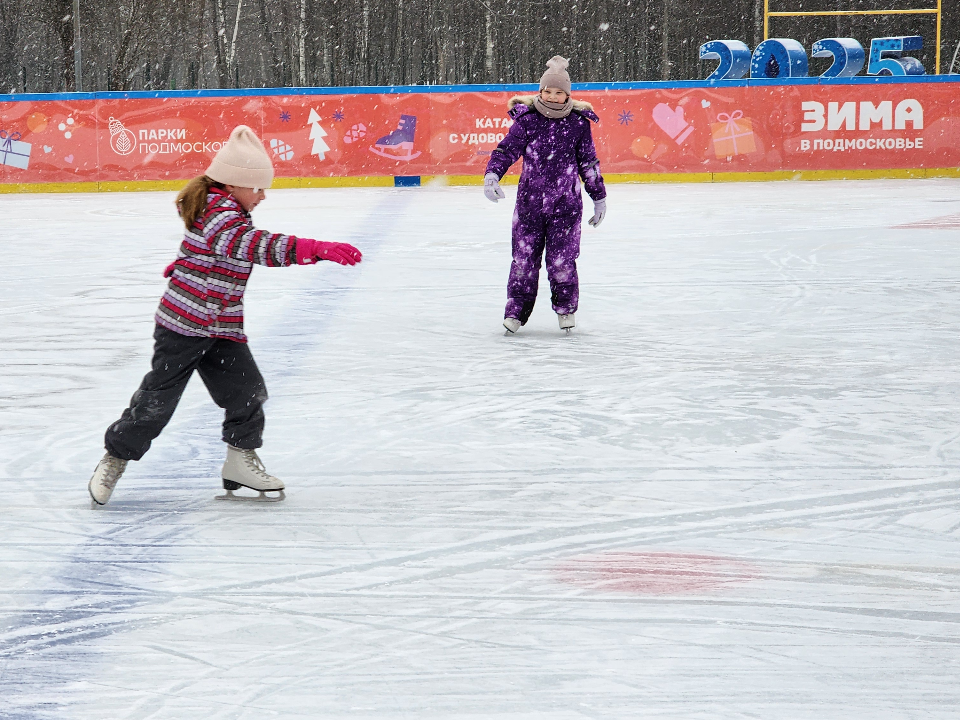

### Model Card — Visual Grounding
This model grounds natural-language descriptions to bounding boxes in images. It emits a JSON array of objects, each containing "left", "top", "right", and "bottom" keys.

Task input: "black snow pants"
[{"left": 104, "top": 324, "right": 268, "bottom": 461}]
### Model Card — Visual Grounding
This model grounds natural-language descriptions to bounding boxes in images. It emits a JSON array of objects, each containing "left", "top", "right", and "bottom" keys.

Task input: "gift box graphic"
[
  {"left": 710, "top": 111, "right": 756, "bottom": 158},
  {"left": 0, "top": 130, "right": 32, "bottom": 169}
]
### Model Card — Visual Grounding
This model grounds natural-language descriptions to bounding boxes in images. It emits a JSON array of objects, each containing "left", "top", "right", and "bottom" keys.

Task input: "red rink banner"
[{"left": 1, "top": 78, "right": 959, "bottom": 189}]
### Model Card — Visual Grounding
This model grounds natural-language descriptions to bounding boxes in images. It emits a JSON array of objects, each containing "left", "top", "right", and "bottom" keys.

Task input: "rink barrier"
[
  {"left": 2, "top": 77, "right": 960, "bottom": 193},
  {"left": 3, "top": 168, "right": 959, "bottom": 195}
]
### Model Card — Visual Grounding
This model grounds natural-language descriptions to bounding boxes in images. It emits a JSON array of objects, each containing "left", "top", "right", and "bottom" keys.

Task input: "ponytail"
[{"left": 175, "top": 175, "right": 224, "bottom": 230}]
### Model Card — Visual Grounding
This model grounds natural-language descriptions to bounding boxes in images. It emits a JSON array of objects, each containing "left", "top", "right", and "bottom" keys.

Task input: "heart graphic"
[
  {"left": 64, "top": 154, "right": 74, "bottom": 164},
  {"left": 43, "top": 145, "right": 52, "bottom": 153},
  {"left": 701, "top": 99, "right": 711, "bottom": 108},
  {"left": 652, "top": 104, "right": 694, "bottom": 145}
]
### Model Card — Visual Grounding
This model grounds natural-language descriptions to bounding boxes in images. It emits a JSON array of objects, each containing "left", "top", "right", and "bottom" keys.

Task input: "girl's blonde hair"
[{"left": 175, "top": 175, "right": 225, "bottom": 229}]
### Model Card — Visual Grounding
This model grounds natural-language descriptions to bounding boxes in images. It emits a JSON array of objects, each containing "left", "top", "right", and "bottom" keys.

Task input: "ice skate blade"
[
  {"left": 216, "top": 488, "right": 285, "bottom": 503},
  {"left": 217, "top": 478, "right": 285, "bottom": 503}
]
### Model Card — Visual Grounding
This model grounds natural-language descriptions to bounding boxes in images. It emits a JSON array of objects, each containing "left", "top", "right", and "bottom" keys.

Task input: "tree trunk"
[
  {"left": 753, "top": 0, "right": 764, "bottom": 48},
  {"left": 485, "top": 6, "right": 494, "bottom": 82},
  {"left": 110, "top": 28, "right": 134, "bottom": 91},
  {"left": 42, "top": 0, "right": 76, "bottom": 90},
  {"left": 213, "top": 0, "right": 230, "bottom": 87},
  {"left": 661, "top": 0, "right": 670, "bottom": 81},
  {"left": 297, "top": 0, "right": 306, "bottom": 85},
  {"left": 194, "top": 0, "right": 207, "bottom": 89},
  {"left": 257, "top": 0, "right": 281, "bottom": 86},
  {"left": 0, "top": 0, "right": 21, "bottom": 92}
]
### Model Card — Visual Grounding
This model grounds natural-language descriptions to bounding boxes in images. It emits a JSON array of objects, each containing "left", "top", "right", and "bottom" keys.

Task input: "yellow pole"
[
  {"left": 936, "top": 0, "right": 942, "bottom": 74},
  {"left": 768, "top": 9, "right": 939, "bottom": 17},
  {"left": 762, "top": 4, "right": 942, "bottom": 72}
]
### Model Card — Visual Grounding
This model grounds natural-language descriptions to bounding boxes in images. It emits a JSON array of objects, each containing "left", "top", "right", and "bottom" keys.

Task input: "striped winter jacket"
[{"left": 155, "top": 187, "right": 300, "bottom": 343}]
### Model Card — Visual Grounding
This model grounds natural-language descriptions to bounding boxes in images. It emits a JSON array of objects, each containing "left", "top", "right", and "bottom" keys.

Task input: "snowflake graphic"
[
  {"left": 279, "top": 110, "right": 291, "bottom": 122},
  {"left": 332, "top": 110, "right": 345, "bottom": 122},
  {"left": 617, "top": 110, "right": 634, "bottom": 126}
]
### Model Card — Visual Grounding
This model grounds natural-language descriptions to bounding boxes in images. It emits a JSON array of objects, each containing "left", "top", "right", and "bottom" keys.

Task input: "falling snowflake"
[
  {"left": 279, "top": 110, "right": 291, "bottom": 122},
  {"left": 618, "top": 110, "right": 634, "bottom": 126},
  {"left": 332, "top": 110, "right": 345, "bottom": 122}
]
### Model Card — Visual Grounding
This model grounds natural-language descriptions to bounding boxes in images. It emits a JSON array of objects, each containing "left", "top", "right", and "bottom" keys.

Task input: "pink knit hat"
[
  {"left": 206, "top": 125, "right": 274, "bottom": 189},
  {"left": 539, "top": 56, "right": 571, "bottom": 94}
]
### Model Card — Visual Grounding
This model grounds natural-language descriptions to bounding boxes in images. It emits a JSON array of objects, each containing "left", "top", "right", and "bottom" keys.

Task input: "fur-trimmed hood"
[
  {"left": 508, "top": 95, "right": 593, "bottom": 112},
  {"left": 507, "top": 95, "right": 598, "bottom": 123}
]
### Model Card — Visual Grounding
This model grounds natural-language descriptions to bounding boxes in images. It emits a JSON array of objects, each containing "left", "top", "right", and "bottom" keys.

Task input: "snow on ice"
[{"left": 2, "top": 180, "right": 960, "bottom": 718}]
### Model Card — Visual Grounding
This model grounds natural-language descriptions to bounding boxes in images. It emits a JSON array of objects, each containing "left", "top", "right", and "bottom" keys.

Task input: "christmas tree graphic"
[{"left": 307, "top": 108, "right": 330, "bottom": 160}]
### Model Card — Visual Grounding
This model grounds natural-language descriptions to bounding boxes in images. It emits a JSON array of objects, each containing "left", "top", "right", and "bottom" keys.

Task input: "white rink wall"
[{"left": 2, "top": 181, "right": 960, "bottom": 718}]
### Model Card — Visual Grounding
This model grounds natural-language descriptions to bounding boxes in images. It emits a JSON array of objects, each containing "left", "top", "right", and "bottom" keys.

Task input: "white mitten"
[
  {"left": 484, "top": 173, "right": 505, "bottom": 203},
  {"left": 588, "top": 198, "right": 606, "bottom": 228}
]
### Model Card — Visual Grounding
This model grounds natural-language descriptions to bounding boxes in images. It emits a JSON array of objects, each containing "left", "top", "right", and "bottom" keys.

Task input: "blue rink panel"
[{"left": 2, "top": 73, "right": 959, "bottom": 103}]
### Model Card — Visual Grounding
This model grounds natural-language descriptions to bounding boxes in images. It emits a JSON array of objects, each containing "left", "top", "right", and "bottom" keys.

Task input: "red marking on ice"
[
  {"left": 895, "top": 213, "right": 960, "bottom": 229},
  {"left": 554, "top": 552, "right": 759, "bottom": 595}
]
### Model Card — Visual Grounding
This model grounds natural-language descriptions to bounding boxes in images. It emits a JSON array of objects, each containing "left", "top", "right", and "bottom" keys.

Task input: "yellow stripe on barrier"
[
  {"left": 712, "top": 168, "right": 930, "bottom": 182},
  {"left": 274, "top": 176, "right": 396, "bottom": 189},
  {"left": 418, "top": 175, "right": 520, "bottom": 186},
  {"left": 603, "top": 173, "right": 714, "bottom": 184},
  {"left": 1, "top": 169, "right": 959, "bottom": 194},
  {"left": 0, "top": 181, "right": 102, "bottom": 194},
  {"left": 99, "top": 180, "right": 189, "bottom": 192}
]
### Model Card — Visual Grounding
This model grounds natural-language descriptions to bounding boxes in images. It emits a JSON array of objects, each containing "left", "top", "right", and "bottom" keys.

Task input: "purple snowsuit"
[{"left": 485, "top": 97, "right": 606, "bottom": 323}]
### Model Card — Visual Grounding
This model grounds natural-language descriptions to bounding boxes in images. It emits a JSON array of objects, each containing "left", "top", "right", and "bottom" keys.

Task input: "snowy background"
[{"left": 2, "top": 180, "right": 960, "bottom": 718}]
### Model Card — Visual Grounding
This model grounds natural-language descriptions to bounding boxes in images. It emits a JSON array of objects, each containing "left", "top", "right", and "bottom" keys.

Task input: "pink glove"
[
  {"left": 163, "top": 261, "right": 177, "bottom": 278},
  {"left": 296, "top": 239, "right": 362, "bottom": 266}
]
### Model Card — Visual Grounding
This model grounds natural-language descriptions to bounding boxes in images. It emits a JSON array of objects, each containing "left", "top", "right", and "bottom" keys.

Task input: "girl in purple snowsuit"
[{"left": 484, "top": 56, "right": 607, "bottom": 334}]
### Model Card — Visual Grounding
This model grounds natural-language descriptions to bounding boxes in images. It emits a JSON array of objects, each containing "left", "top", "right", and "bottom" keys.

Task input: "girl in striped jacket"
[{"left": 88, "top": 125, "right": 361, "bottom": 505}]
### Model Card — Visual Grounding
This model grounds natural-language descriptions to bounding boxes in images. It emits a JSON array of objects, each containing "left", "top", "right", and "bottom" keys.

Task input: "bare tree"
[
  {"left": 105, "top": 1, "right": 157, "bottom": 91},
  {"left": 9, "top": 0, "right": 960, "bottom": 93},
  {"left": 37, "top": 0, "right": 75, "bottom": 90},
  {"left": 0, "top": 0, "right": 22, "bottom": 92},
  {"left": 256, "top": 0, "right": 283, "bottom": 85},
  {"left": 213, "top": 0, "right": 231, "bottom": 86}
]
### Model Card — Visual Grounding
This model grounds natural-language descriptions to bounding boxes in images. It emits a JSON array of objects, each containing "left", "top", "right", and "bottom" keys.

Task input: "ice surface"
[{"left": 2, "top": 180, "right": 960, "bottom": 718}]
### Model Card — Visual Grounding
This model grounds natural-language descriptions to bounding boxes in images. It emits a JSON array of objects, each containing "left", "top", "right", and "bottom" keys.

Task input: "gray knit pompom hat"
[{"left": 539, "top": 55, "right": 571, "bottom": 94}]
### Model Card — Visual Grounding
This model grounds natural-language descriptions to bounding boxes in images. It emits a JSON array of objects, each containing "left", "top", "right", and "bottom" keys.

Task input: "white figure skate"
[
  {"left": 217, "top": 446, "right": 285, "bottom": 502},
  {"left": 88, "top": 453, "right": 128, "bottom": 507},
  {"left": 503, "top": 317, "right": 521, "bottom": 335},
  {"left": 558, "top": 313, "right": 575, "bottom": 333}
]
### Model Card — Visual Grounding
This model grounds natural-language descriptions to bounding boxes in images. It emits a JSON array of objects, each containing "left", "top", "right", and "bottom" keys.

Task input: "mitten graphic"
[{"left": 652, "top": 104, "right": 694, "bottom": 145}]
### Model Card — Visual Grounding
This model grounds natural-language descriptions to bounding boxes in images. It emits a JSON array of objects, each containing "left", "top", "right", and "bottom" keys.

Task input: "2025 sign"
[{"left": 699, "top": 36, "right": 925, "bottom": 80}]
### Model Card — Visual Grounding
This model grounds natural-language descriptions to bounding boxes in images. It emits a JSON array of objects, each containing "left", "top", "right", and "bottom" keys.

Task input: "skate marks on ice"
[
  {"left": 0, "top": 188, "right": 415, "bottom": 719},
  {"left": 3, "top": 181, "right": 960, "bottom": 716},
  {"left": 206, "top": 474, "right": 958, "bottom": 599},
  {"left": 0, "top": 186, "right": 416, "bottom": 483},
  {"left": 43, "top": 471, "right": 958, "bottom": 717},
  {"left": 5, "top": 471, "right": 956, "bottom": 717},
  {"left": 0, "top": 491, "right": 204, "bottom": 719},
  {"left": 120, "top": 467, "right": 960, "bottom": 624}
]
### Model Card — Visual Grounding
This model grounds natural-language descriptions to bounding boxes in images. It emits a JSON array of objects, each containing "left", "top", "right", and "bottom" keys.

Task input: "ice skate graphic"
[{"left": 369, "top": 114, "right": 421, "bottom": 161}]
